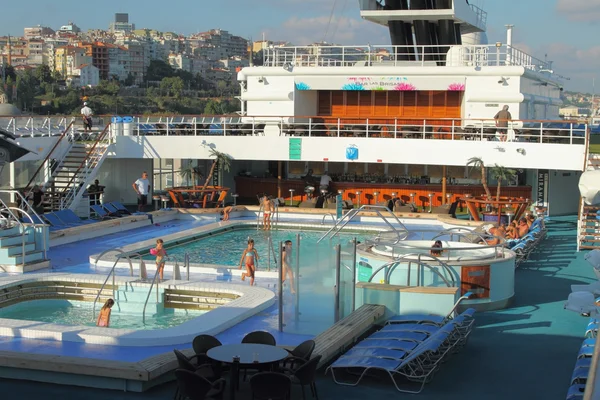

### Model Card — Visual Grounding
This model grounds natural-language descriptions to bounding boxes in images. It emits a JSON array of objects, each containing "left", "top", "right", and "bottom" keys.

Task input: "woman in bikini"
[
  {"left": 96, "top": 298, "right": 114, "bottom": 327},
  {"left": 239, "top": 238, "right": 259, "bottom": 286},
  {"left": 153, "top": 238, "right": 167, "bottom": 281}
]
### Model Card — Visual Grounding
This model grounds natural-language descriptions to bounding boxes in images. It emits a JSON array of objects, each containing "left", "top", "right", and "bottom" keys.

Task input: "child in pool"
[
  {"left": 239, "top": 238, "right": 259, "bottom": 286},
  {"left": 430, "top": 240, "right": 443, "bottom": 256},
  {"left": 153, "top": 238, "right": 167, "bottom": 280},
  {"left": 97, "top": 298, "right": 114, "bottom": 327}
]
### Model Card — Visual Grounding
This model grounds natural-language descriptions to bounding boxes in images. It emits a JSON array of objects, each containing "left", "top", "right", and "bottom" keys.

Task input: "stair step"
[
  {"left": 10, "top": 250, "right": 46, "bottom": 265},
  {"left": 0, "top": 233, "right": 26, "bottom": 246},
  {"left": 1, "top": 242, "right": 37, "bottom": 256},
  {"left": 0, "top": 225, "right": 22, "bottom": 238}
]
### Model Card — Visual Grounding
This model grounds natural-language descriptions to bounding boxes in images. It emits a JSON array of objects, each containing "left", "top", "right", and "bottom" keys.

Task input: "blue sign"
[
  {"left": 346, "top": 145, "right": 358, "bottom": 161},
  {"left": 336, "top": 194, "right": 343, "bottom": 219}
]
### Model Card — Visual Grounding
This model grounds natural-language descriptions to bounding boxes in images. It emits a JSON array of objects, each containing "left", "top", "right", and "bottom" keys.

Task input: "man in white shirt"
[
  {"left": 319, "top": 171, "right": 332, "bottom": 192},
  {"left": 132, "top": 171, "right": 151, "bottom": 212},
  {"left": 81, "top": 102, "right": 93, "bottom": 132}
]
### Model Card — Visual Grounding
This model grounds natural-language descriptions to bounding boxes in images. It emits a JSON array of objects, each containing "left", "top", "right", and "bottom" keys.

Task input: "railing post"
[
  {"left": 295, "top": 233, "right": 300, "bottom": 323},
  {"left": 308, "top": 118, "right": 312, "bottom": 137},
  {"left": 268, "top": 236, "right": 272, "bottom": 271},
  {"left": 334, "top": 244, "right": 341, "bottom": 323},
  {"left": 366, "top": 118, "right": 369, "bottom": 138},
  {"left": 570, "top": 123, "right": 573, "bottom": 144},
  {"left": 278, "top": 241, "right": 284, "bottom": 332},
  {"left": 540, "top": 123, "right": 543, "bottom": 143},
  {"left": 337, "top": 118, "right": 341, "bottom": 137},
  {"left": 351, "top": 238, "right": 357, "bottom": 312},
  {"left": 451, "top": 119, "right": 455, "bottom": 140},
  {"left": 394, "top": 118, "right": 398, "bottom": 139}
]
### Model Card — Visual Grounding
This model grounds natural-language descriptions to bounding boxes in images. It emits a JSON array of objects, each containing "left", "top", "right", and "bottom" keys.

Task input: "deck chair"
[
  {"left": 41, "top": 212, "right": 77, "bottom": 228},
  {"left": 54, "top": 209, "right": 95, "bottom": 225},
  {"left": 103, "top": 203, "right": 130, "bottom": 216},
  {"left": 91, "top": 204, "right": 119, "bottom": 219},
  {"left": 205, "top": 191, "right": 228, "bottom": 208},
  {"left": 107, "top": 201, "right": 132, "bottom": 215}
]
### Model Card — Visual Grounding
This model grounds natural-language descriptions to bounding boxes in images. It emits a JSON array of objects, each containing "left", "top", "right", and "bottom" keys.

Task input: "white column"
[
  {"left": 9, "top": 163, "right": 16, "bottom": 203},
  {"left": 505, "top": 24, "right": 514, "bottom": 66}
]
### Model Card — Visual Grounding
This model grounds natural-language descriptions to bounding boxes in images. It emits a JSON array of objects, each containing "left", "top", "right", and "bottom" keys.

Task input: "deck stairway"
[
  {"left": 25, "top": 122, "right": 112, "bottom": 213},
  {"left": 578, "top": 154, "right": 600, "bottom": 250},
  {"left": 0, "top": 193, "right": 50, "bottom": 273}
]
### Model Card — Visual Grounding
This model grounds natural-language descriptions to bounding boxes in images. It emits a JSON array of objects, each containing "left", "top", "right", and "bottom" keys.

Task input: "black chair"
[
  {"left": 250, "top": 372, "right": 291, "bottom": 400},
  {"left": 282, "top": 340, "right": 315, "bottom": 369},
  {"left": 242, "top": 331, "right": 276, "bottom": 346},
  {"left": 281, "top": 355, "right": 322, "bottom": 400},
  {"left": 175, "top": 369, "right": 226, "bottom": 400},
  {"left": 192, "top": 335, "right": 225, "bottom": 376},
  {"left": 173, "top": 349, "right": 216, "bottom": 379}
]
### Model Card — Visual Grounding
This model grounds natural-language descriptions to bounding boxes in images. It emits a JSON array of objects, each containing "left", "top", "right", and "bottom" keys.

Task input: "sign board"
[
  {"left": 289, "top": 138, "right": 302, "bottom": 160},
  {"left": 358, "top": 259, "right": 373, "bottom": 282},
  {"left": 346, "top": 145, "right": 358, "bottom": 161},
  {"left": 336, "top": 194, "right": 343, "bottom": 219},
  {"left": 212, "top": 161, "right": 219, "bottom": 186},
  {"left": 536, "top": 169, "right": 549, "bottom": 207}
]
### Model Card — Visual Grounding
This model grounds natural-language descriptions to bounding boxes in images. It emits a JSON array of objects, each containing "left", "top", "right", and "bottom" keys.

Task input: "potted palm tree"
[
  {"left": 201, "top": 148, "right": 232, "bottom": 191},
  {"left": 179, "top": 163, "right": 203, "bottom": 188},
  {"left": 478, "top": 164, "right": 518, "bottom": 224}
]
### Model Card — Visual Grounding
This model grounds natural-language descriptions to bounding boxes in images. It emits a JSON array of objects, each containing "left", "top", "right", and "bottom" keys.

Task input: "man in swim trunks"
[
  {"left": 262, "top": 196, "right": 274, "bottom": 230},
  {"left": 282, "top": 240, "right": 296, "bottom": 294}
]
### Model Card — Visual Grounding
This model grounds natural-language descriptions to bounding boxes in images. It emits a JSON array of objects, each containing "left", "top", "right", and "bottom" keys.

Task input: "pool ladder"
[{"left": 317, "top": 205, "right": 409, "bottom": 244}]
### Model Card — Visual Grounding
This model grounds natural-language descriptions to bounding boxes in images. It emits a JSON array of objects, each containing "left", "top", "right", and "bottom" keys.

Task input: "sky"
[{"left": 2, "top": 0, "right": 598, "bottom": 92}]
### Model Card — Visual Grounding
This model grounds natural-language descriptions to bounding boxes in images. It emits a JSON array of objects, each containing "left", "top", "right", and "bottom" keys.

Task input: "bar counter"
[{"left": 234, "top": 176, "right": 532, "bottom": 207}]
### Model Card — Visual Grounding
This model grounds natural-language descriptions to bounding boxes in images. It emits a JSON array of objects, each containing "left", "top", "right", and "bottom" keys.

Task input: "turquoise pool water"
[
  {"left": 155, "top": 228, "right": 371, "bottom": 266},
  {"left": 0, "top": 300, "right": 206, "bottom": 330}
]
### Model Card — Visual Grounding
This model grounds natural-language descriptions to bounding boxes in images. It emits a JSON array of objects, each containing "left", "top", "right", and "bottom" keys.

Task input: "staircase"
[
  {"left": 0, "top": 193, "right": 50, "bottom": 273},
  {"left": 26, "top": 123, "right": 112, "bottom": 213},
  {"left": 112, "top": 284, "right": 165, "bottom": 315},
  {"left": 578, "top": 153, "right": 600, "bottom": 250}
]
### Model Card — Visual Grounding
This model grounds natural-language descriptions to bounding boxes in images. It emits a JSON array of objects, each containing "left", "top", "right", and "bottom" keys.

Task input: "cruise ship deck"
[{"left": 0, "top": 215, "right": 590, "bottom": 400}]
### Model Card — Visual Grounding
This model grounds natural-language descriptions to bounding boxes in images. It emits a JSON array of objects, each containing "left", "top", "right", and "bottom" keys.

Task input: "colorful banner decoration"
[{"left": 294, "top": 76, "right": 466, "bottom": 92}]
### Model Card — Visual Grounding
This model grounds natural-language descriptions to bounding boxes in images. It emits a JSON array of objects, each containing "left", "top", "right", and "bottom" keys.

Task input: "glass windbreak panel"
[
  {"left": 282, "top": 233, "right": 360, "bottom": 335},
  {"left": 338, "top": 239, "right": 357, "bottom": 320}
]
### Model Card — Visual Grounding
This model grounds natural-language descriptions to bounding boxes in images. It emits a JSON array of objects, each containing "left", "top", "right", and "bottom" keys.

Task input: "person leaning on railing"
[{"left": 494, "top": 105, "right": 512, "bottom": 142}]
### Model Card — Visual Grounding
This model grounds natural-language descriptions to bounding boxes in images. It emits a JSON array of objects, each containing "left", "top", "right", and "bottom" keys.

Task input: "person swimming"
[{"left": 239, "top": 238, "right": 259, "bottom": 286}]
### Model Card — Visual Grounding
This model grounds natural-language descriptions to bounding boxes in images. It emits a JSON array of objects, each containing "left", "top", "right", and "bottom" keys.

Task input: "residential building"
[
  {"left": 109, "top": 13, "right": 135, "bottom": 33},
  {"left": 77, "top": 42, "right": 110, "bottom": 80},
  {"left": 68, "top": 63, "right": 100, "bottom": 87},
  {"left": 168, "top": 53, "right": 192, "bottom": 72},
  {"left": 107, "top": 44, "right": 130, "bottom": 81},
  {"left": 24, "top": 26, "right": 55, "bottom": 40},
  {"left": 58, "top": 22, "right": 81, "bottom": 34},
  {"left": 26, "top": 39, "right": 45, "bottom": 65},
  {"left": 54, "top": 46, "right": 91, "bottom": 78}
]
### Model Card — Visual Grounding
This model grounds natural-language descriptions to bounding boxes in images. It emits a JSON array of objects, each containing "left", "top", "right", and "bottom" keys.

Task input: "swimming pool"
[{"left": 0, "top": 299, "right": 206, "bottom": 330}]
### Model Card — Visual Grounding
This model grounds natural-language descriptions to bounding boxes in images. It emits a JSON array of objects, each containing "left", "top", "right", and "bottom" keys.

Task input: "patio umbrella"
[
  {"left": 0, "top": 128, "right": 33, "bottom": 176},
  {"left": 579, "top": 170, "right": 600, "bottom": 205}
]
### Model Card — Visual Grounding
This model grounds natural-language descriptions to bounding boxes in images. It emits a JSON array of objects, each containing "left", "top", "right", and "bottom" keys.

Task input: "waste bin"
[
  {"left": 122, "top": 116, "right": 134, "bottom": 136},
  {"left": 110, "top": 116, "right": 123, "bottom": 137}
]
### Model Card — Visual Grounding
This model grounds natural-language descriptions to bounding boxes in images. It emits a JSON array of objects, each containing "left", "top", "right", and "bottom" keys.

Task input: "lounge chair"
[
  {"left": 54, "top": 209, "right": 95, "bottom": 225},
  {"left": 41, "top": 213, "right": 79, "bottom": 229},
  {"left": 110, "top": 201, "right": 132, "bottom": 215},
  {"left": 91, "top": 204, "right": 119, "bottom": 219},
  {"left": 385, "top": 291, "right": 474, "bottom": 326},
  {"left": 328, "top": 338, "right": 446, "bottom": 393},
  {"left": 103, "top": 203, "right": 128, "bottom": 216}
]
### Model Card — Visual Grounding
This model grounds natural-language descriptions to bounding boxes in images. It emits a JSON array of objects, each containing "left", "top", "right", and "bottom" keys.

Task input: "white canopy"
[{"left": 579, "top": 170, "right": 600, "bottom": 205}]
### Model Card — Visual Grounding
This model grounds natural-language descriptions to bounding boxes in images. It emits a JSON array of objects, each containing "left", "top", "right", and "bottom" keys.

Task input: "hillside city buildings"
[{"left": 0, "top": 13, "right": 260, "bottom": 88}]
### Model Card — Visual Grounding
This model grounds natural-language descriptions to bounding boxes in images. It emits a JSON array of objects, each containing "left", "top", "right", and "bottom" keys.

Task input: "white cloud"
[
  {"left": 556, "top": 0, "right": 600, "bottom": 22},
  {"left": 539, "top": 43, "right": 600, "bottom": 91}
]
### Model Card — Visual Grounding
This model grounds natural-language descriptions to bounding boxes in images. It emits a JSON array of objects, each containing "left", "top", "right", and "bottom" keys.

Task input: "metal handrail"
[
  {"left": 142, "top": 263, "right": 162, "bottom": 324},
  {"left": 92, "top": 248, "right": 133, "bottom": 275},
  {"left": 366, "top": 255, "right": 455, "bottom": 288},
  {"left": 60, "top": 122, "right": 112, "bottom": 210},
  {"left": 0, "top": 203, "right": 28, "bottom": 268},
  {"left": 256, "top": 203, "right": 263, "bottom": 231},
  {"left": 24, "top": 121, "right": 75, "bottom": 190},
  {"left": 321, "top": 213, "right": 336, "bottom": 225},
  {"left": 318, "top": 205, "right": 408, "bottom": 243},
  {"left": 92, "top": 258, "right": 120, "bottom": 320},
  {"left": 384, "top": 253, "right": 456, "bottom": 287}
]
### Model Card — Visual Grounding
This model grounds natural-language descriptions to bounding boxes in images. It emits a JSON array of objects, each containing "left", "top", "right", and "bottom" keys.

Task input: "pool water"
[
  {"left": 0, "top": 300, "right": 206, "bottom": 330},
  {"left": 157, "top": 228, "right": 371, "bottom": 266}
]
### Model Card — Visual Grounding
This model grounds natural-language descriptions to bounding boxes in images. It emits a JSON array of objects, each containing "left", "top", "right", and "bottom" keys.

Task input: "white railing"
[
  {"left": 122, "top": 116, "right": 587, "bottom": 145},
  {"left": 0, "top": 116, "right": 108, "bottom": 137},
  {"left": 60, "top": 124, "right": 112, "bottom": 211},
  {"left": 263, "top": 44, "right": 551, "bottom": 72}
]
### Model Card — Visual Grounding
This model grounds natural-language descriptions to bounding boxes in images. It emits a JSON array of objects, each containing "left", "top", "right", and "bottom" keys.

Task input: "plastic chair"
[
  {"left": 175, "top": 369, "right": 225, "bottom": 400},
  {"left": 192, "top": 335, "right": 223, "bottom": 371},
  {"left": 242, "top": 331, "right": 276, "bottom": 346},
  {"left": 282, "top": 340, "right": 315, "bottom": 369},
  {"left": 250, "top": 372, "right": 291, "bottom": 400},
  {"left": 282, "top": 355, "right": 322, "bottom": 400}
]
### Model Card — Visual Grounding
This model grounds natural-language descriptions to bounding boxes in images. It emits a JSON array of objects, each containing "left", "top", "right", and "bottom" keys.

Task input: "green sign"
[
  {"left": 289, "top": 138, "right": 302, "bottom": 160},
  {"left": 358, "top": 260, "right": 373, "bottom": 282},
  {"left": 336, "top": 194, "right": 343, "bottom": 219}
]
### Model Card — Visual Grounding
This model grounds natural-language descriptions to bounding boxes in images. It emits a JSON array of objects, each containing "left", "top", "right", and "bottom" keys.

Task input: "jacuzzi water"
[
  {"left": 0, "top": 299, "right": 207, "bottom": 330},
  {"left": 145, "top": 226, "right": 450, "bottom": 265}
]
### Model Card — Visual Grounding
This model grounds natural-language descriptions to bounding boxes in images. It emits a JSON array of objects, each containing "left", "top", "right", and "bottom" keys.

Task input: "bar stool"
[
  {"left": 464, "top": 194, "right": 473, "bottom": 220},
  {"left": 153, "top": 195, "right": 161, "bottom": 211},
  {"left": 355, "top": 191, "right": 362, "bottom": 207},
  {"left": 409, "top": 192, "right": 416, "bottom": 205},
  {"left": 231, "top": 193, "right": 239, "bottom": 206},
  {"left": 305, "top": 186, "right": 315, "bottom": 200},
  {"left": 160, "top": 195, "right": 170, "bottom": 209},
  {"left": 391, "top": 192, "right": 397, "bottom": 198},
  {"left": 373, "top": 191, "right": 380, "bottom": 205},
  {"left": 446, "top": 193, "right": 452, "bottom": 205},
  {"left": 337, "top": 189, "right": 344, "bottom": 197},
  {"left": 288, "top": 189, "right": 295, "bottom": 206},
  {"left": 506, "top": 211, "right": 514, "bottom": 224},
  {"left": 428, "top": 193, "right": 434, "bottom": 213}
]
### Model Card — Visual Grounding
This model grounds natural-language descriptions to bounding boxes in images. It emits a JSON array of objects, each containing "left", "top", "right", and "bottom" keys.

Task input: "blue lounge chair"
[
  {"left": 54, "top": 209, "right": 95, "bottom": 225},
  {"left": 110, "top": 201, "right": 132, "bottom": 215},
  {"left": 354, "top": 339, "right": 420, "bottom": 352},
  {"left": 342, "top": 348, "right": 408, "bottom": 360},
  {"left": 566, "top": 383, "right": 585, "bottom": 400},
  {"left": 91, "top": 204, "right": 119, "bottom": 219},
  {"left": 103, "top": 203, "right": 127, "bottom": 216},
  {"left": 41, "top": 213, "right": 77, "bottom": 229},
  {"left": 328, "top": 339, "right": 445, "bottom": 393}
]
